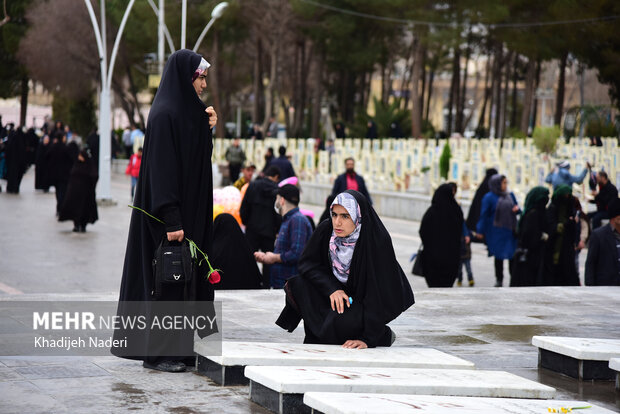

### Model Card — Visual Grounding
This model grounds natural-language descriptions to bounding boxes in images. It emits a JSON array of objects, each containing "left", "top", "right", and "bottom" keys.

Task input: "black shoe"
[
  {"left": 72, "top": 226, "right": 80, "bottom": 232},
  {"left": 494, "top": 280, "right": 503, "bottom": 287},
  {"left": 142, "top": 360, "right": 186, "bottom": 372},
  {"left": 79, "top": 225, "right": 86, "bottom": 233}
]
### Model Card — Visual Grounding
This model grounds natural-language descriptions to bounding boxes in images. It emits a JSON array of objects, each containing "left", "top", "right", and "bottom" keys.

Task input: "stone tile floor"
[{"left": 0, "top": 169, "right": 617, "bottom": 413}]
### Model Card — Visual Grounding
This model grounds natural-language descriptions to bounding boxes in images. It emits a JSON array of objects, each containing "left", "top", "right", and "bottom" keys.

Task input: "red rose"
[{"left": 208, "top": 270, "right": 221, "bottom": 284}]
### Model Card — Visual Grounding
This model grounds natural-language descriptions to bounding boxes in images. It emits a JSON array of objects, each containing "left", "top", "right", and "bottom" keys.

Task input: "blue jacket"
[
  {"left": 545, "top": 167, "right": 587, "bottom": 190},
  {"left": 476, "top": 192, "right": 519, "bottom": 260}
]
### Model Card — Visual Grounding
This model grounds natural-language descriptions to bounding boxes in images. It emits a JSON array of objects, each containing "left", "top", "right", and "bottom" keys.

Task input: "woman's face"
[
  {"left": 501, "top": 178, "right": 507, "bottom": 192},
  {"left": 192, "top": 71, "right": 207, "bottom": 96},
  {"left": 331, "top": 204, "right": 356, "bottom": 237}
]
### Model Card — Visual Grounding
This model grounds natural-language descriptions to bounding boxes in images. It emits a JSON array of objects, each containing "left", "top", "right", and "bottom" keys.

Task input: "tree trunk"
[
  {"left": 520, "top": 58, "right": 536, "bottom": 134},
  {"left": 252, "top": 38, "right": 263, "bottom": 125},
  {"left": 510, "top": 54, "right": 519, "bottom": 129},
  {"left": 493, "top": 45, "right": 504, "bottom": 138},
  {"left": 410, "top": 37, "right": 424, "bottom": 138},
  {"left": 419, "top": 56, "right": 426, "bottom": 121},
  {"left": 447, "top": 48, "right": 460, "bottom": 136},
  {"left": 554, "top": 51, "right": 568, "bottom": 126},
  {"left": 456, "top": 40, "right": 470, "bottom": 134},
  {"left": 500, "top": 50, "right": 512, "bottom": 139},
  {"left": 211, "top": 31, "right": 225, "bottom": 138},
  {"left": 20, "top": 76, "right": 29, "bottom": 127},
  {"left": 310, "top": 50, "right": 324, "bottom": 138},
  {"left": 263, "top": 43, "right": 278, "bottom": 132},
  {"left": 477, "top": 56, "right": 492, "bottom": 135},
  {"left": 531, "top": 59, "right": 541, "bottom": 128},
  {"left": 425, "top": 71, "right": 435, "bottom": 124}
]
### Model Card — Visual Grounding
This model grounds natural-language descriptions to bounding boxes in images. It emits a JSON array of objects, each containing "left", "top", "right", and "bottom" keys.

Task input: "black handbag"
[
  {"left": 513, "top": 247, "right": 528, "bottom": 263},
  {"left": 151, "top": 238, "right": 195, "bottom": 298},
  {"left": 411, "top": 245, "right": 424, "bottom": 276}
]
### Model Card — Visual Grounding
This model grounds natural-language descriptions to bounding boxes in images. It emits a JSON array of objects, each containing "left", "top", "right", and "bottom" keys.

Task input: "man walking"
[{"left": 330, "top": 157, "right": 372, "bottom": 204}]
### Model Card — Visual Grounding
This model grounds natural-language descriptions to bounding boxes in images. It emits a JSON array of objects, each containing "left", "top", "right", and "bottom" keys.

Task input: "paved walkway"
[{"left": 0, "top": 169, "right": 616, "bottom": 413}]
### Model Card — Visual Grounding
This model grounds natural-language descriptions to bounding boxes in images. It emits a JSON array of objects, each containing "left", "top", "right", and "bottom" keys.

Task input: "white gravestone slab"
[
  {"left": 195, "top": 341, "right": 474, "bottom": 385},
  {"left": 608, "top": 357, "right": 620, "bottom": 390},
  {"left": 245, "top": 366, "right": 555, "bottom": 399},
  {"left": 532, "top": 336, "right": 620, "bottom": 380},
  {"left": 532, "top": 336, "right": 620, "bottom": 361},
  {"left": 303, "top": 393, "right": 615, "bottom": 414}
]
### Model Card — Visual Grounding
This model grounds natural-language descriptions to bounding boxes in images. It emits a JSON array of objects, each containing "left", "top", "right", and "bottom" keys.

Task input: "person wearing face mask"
[
  {"left": 276, "top": 191, "right": 414, "bottom": 349},
  {"left": 254, "top": 184, "right": 313, "bottom": 289},
  {"left": 240, "top": 165, "right": 282, "bottom": 286},
  {"left": 330, "top": 157, "right": 372, "bottom": 204}
]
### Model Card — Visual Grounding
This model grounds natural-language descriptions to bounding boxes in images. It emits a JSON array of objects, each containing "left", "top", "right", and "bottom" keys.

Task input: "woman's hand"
[
  {"left": 512, "top": 205, "right": 520, "bottom": 213},
  {"left": 329, "top": 289, "right": 350, "bottom": 314},
  {"left": 206, "top": 106, "right": 217, "bottom": 128},
  {"left": 167, "top": 229, "right": 184, "bottom": 242},
  {"left": 342, "top": 340, "right": 367, "bottom": 349}
]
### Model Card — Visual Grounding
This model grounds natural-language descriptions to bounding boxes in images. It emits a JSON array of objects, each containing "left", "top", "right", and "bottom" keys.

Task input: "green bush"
[
  {"left": 506, "top": 127, "right": 527, "bottom": 139},
  {"left": 439, "top": 141, "right": 451, "bottom": 179},
  {"left": 532, "top": 126, "right": 561, "bottom": 155}
]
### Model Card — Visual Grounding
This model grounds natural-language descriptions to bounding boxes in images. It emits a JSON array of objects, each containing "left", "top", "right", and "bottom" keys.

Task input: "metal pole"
[
  {"left": 158, "top": 0, "right": 164, "bottom": 74},
  {"left": 181, "top": 0, "right": 187, "bottom": 49},
  {"left": 192, "top": 17, "right": 215, "bottom": 52},
  {"left": 236, "top": 106, "right": 241, "bottom": 137},
  {"left": 147, "top": 0, "right": 175, "bottom": 53}
]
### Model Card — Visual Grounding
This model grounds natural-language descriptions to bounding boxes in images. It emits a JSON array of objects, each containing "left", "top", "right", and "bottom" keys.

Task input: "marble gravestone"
[
  {"left": 303, "top": 393, "right": 616, "bottom": 414},
  {"left": 245, "top": 366, "right": 555, "bottom": 414},
  {"left": 194, "top": 341, "right": 474, "bottom": 385},
  {"left": 609, "top": 358, "right": 620, "bottom": 390},
  {"left": 532, "top": 336, "right": 620, "bottom": 380}
]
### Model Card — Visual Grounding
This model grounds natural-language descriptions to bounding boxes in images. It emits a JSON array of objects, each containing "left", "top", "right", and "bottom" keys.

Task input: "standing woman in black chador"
[
  {"left": 540, "top": 185, "right": 580, "bottom": 286},
  {"left": 510, "top": 186, "right": 549, "bottom": 287},
  {"left": 466, "top": 168, "right": 498, "bottom": 233},
  {"left": 419, "top": 183, "right": 464, "bottom": 287},
  {"left": 58, "top": 150, "right": 98, "bottom": 232},
  {"left": 276, "top": 190, "right": 414, "bottom": 349},
  {"left": 112, "top": 50, "right": 218, "bottom": 372}
]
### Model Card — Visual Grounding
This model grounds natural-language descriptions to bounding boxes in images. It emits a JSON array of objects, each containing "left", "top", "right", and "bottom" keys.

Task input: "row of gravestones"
[
  {"left": 212, "top": 138, "right": 619, "bottom": 201},
  {"left": 191, "top": 339, "right": 617, "bottom": 414}
]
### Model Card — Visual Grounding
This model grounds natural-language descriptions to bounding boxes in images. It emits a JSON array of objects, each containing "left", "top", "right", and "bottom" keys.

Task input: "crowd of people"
[
  {"left": 0, "top": 117, "right": 99, "bottom": 232},
  {"left": 418, "top": 161, "right": 619, "bottom": 288}
]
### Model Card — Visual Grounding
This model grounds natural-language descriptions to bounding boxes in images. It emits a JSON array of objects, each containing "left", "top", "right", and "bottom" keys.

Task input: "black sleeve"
[
  {"left": 520, "top": 212, "right": 541, "bottom": 249},
  {"left": 161, "top": 204, "right": 182, "bottom": 232},
  {"left": 298, "top": 222, "right": 343, "bottom": 297},
  {"left": 239, "top": 184, "right": 252, "bottom": 225},
  {"left": 584, "top": 231, "right": 600, "bottom": 286}
]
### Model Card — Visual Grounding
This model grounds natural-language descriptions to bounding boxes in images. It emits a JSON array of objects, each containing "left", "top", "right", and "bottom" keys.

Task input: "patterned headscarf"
[
  {"left": 191, "top": 57, "right": 211, "bottom": 82},
  {"left": 329, "top": 192, "right": 362, "bottom": 284}
]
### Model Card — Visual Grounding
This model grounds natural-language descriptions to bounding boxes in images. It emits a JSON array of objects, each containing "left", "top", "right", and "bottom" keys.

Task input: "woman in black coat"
[
  {"left": 540, "top": 185, "right": 580, "bottom": 286},
  {"left": 276, "top": 190, "right": 414, "bottom": 348},
  {"left": 465, "top": 168, "right": 498, "bottom": 233},
  {"left": 58, "top": 150, "right": 98, "bottom": 232},
  {"left": 419, "top": 183, "right": 464, "bottom": 287},
  {"left": 510, "top": 186, "right": 549, "bottom": 286}
]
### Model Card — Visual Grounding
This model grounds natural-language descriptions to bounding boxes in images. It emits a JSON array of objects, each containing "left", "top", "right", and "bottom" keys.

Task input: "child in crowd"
[
  {"left": 125, "top": 147, "right": 142, "bottom": 199},
  {"left": 456, "top": 224, "right": 475, "bottom": 286}
]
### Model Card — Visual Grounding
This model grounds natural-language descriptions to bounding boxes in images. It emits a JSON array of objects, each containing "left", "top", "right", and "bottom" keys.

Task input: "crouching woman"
[{"left": 276, "top": 190, "right": 414, "bottom": 348}]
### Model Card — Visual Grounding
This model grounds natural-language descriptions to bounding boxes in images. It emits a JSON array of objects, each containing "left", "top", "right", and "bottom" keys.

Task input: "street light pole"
[
  {"left": 181, "top": 0, "right": 187, "bottom": 49},
  {"left": 84, "top": 0, "right": 136, "bottom": 202},
  {"left": 193, "top": 2, "right": 228, "bottom": 52}
]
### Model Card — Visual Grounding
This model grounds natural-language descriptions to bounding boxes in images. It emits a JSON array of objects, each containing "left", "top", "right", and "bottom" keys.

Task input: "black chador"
[
  {"left": 211, "top": 213, "right": 263, "bottom": 289},
  {"left": 276, "top": 190, "right": 414, "bottom": 348},
  {"left": 112, "top": 50, "right": 216, "bottom": 364}
]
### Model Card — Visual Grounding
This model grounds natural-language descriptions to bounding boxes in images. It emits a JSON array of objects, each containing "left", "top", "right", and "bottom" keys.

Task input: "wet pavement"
[{"left": 0, "top": 169, "right": 618, "bottom": 413}]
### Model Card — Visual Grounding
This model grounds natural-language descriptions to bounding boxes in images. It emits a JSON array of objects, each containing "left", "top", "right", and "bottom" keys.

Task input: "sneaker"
[
  {"left": 456, "top": 280, "right": 462, "bottom": 287},
  {"left": 468, "top": 280, "right": 475, "bottom": 287},
  {"left": 143, "top": 360, "right": 186, "bottom": 373}
]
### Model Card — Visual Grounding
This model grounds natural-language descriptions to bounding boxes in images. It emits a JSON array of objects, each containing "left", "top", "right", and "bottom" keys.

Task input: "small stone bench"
[
  {"left": 244, "top": 366, "right": 555, "bottom": 414},
  {"left": 194, "top": 340, "right": 474, "bottom": 385},
  {"left": 303, "top": 393, "right": 616, "bottom": 414},
  {"left": 610, "top": 358, "right": 620, "bottom": 390},
  {"left": 532, "top": 336, "right": 620, "bottom": 380}
]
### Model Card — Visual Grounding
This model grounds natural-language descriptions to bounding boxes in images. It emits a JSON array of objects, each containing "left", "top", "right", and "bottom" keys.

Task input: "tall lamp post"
[
  {"left": 193, "top": 2, "right": 228, "bottom": 52},
  {"left": 84, "top": 0, "right": 136, "bottom": 203}
]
